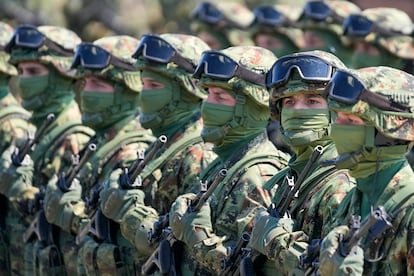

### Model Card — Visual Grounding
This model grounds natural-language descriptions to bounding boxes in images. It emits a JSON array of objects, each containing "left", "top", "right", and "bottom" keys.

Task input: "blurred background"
[{"left": 1, "top": 0, "right": 413, "bottom": 42}]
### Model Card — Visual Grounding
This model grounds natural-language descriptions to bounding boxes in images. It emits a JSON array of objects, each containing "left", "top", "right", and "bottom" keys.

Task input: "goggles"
[
  {"left": 132, "top": 34, "right": 195, "bottom": 73},
  {"left": 326, "top": 70, "right": 409, "bottom": 112},
  {"left": 253, "top": 6, "right": 290, "bottom": 27},
  {"left": 71, "top": 42, "right": 136, "bottom": 71},
  {"left": 5, "top": 25, "right": 73, "bottom": 56},
  {"left": 191, "top": 2, "right": 223, "bottom": 25},
  {"left": 193, "top": 51, "right": 266, "bottom": 86},
  {"left": 303, "top": 1, "right": 332, "bottom": 21},
  {"left": 342, "top": 14, "right": 374, "bottom": 37},
  {"left": 342, "top": 14, "right": 402, "bottom": 38},
  {"left": 266, "top": 54, "right": 334, "bottom": 88}
]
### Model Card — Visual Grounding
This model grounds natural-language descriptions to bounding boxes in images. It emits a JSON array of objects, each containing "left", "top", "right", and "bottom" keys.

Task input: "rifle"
[
  {"left": 300, "top": 206, "right": 393, "bottom": 273},
  {"left": 234, "top": 145, "right": 324, "bottom": 276},
  {"left": 142, "top": 168, "right": 228, "bottom": 275},
  {"left": 12, "top": 113, "right": 55, "bottom": 166},
  {"left": 219, "top": 232, "right": 250, "bottom": 276},
  {"left": 57, "top": 143, "right": 97, "bottom": 192},
  {"left": 118, "top": 135, "right": 167, "bottom": 189}
]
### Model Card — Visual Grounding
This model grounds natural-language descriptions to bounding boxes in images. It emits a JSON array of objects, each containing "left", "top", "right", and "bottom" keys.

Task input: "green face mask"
[
  {"left": 81, "top": 91, "right": 114, "bottom": 128},
  {"left": 18, "top": 75, "right": 49, "bottom": 110},
  {"left": 201, "top": 101, "right": 234, "bottom": 144},
  {"left": 281, "top": 108, "right": 330, "bottom": 146},
  {"left": 330, "top": 124, "right": 366, "bottom": 156},
  {"left": 350, "top": 47, "right": 403, "bottom": 69}
]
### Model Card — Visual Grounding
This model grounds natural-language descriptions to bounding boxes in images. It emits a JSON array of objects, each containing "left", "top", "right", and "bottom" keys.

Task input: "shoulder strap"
[
  {"left": 0, "top": 105, "right": 31, "bottom": 123},
  {"left": 32, "top": 122, "right": 95, "bottom": 171},
  {"left": 139, "top": 131, "right": 203, "bottom": 181}
]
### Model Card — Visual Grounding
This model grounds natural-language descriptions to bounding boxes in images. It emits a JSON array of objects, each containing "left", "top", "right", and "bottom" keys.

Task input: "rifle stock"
[
  {"left": 12, "top": 113, "right": 55, "bottom": 166},
  {"left": 142, "top": 168, "right": 228, "bottom": 275}
]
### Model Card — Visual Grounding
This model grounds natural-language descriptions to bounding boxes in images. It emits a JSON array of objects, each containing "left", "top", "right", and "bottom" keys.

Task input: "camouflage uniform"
[
  {"left": 246, "top": 51, "right": 355, "bottom": 275},
  {"left": 189, "top": 2, "right": 255, "bottom": 50},
  {"left": 38, "top": 35, "right": 154, "bottom": 275},
  {"left": 0, "top": 25, "right": 94, "bottom": 276},
  {"left": 0, "top": 21, "right": 35, "bottom": 276},
  {"left": 96, "top": 33, "right": 218, "bottom": 270},
  {"left": 167, "top": 46, "right": 290, "bottom": 275},
  {"left": 318, "top": 66, "right": 414, "bottom": 275},
  {"left": 297, "top": 0, "right": 361, "bottom": 67}
]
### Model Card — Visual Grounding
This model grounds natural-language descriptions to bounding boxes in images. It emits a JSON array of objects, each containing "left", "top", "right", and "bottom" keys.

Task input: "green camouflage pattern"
[
  {"left": 135, "top": 33, "right": 210, "bottom": 99},
  {"left": 8, "top": 25, "right": 81, "bottom": 78},
  {"left": 198, "top": 45, "right": 276, "bottom": 108},
  {"left": 269, "top": 50, "right": 346, "bottom": 120},
  {"left": 75, "top": 35, "right": 142, "bottom": 92},
  {"left": 250, "top": 3, "right": 306, "bottom": 49},
  {"left": 328, "top": 66, "right": 414, "bottom": 142},
  {"left": 177, "top": 137, "right": 289, "bottom": 274},
  {"left": 298, "top": 0, "right": 361, "bottom": 37},
  {"left": 326, "top": 162, "right": 414, "bottom": 275},
  {"left": 115, "top": 119, "right": 217, "bottom": 261},
  {"left": 0, "top": 22, "right": 17, "bottom": 76},
  {"left": 260, "top": 143, "right": 355, "bottom": 274},
  {"left": 357, "top": 8, "right": 414, "bottom": 59}
]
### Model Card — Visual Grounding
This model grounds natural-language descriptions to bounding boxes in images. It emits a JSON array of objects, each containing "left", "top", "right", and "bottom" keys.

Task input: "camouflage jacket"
[
  {"left": 326, "top": 161, "right": 414, "bottom": 275},
  {"left": 0, "top": 92, "right": 33, "bottom": 154},
  {"left": 261, "top": 142, "right": 355, "bottom": 275},
  {"left": 110, "top": 118, "right": 216, "bottom": 258},
  {"left": 184, "top": 132, "right": 290, "bottom": 274}
]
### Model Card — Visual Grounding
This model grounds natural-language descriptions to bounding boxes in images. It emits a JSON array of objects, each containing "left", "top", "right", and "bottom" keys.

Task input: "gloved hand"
[
  {"left": 44, "top": 174, "right": 84, "bottom": 233},
  {"left": 249, "top": 207, "right": 308, "bottom": 272},
  {"left": 169, "top": 193, "right": 213, "bottom": 248},
  {"left": 99, "top": 168, "right": 146, "bottom": 222},
  {"left": 0, "top": 144, "right": 34, "bottom": 196},
  {"left": 319, "top": 225, "right": 364, "bottom": 276}
]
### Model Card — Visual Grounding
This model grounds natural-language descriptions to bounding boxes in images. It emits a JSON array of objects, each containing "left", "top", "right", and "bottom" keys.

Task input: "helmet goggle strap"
[
  {"left": 266, "top": 54, "right": 334, "bottom": 89},
  {"left": 193, "top": 51, "right": 266, "bottom": 86},
  {"left": 253, "top": 5, "right": 292, "bottom": 27},
  {"left": 132, "top": 34, "right": 195, "bottom": 73},
  {"left": 342, "top": 14, "right": 403, "bottom": 38},
  {"left": 72, "top": 43, "right": 136, "bottom": 71},
  {"left": 5, "top": 25, "right": 73, "bottom": 56},
  {"left": 326, "top": 70, "right": 410, "bottom": 112}
]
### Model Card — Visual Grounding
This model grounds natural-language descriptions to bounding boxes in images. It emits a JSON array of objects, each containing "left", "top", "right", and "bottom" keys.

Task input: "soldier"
[
  {"left": 250, "top": 3, "right": 305, "bottom": 57},
  {"left": 247, "top": 51, "right": 355, "bottom": 275},
  {"left": 189, "top": 1, "right": 255, "bottom": 50},
  {"left": 96, "top": 33, "right": 217, "bottom": 269},
  {"left": 342, "top": 7, "right": 414, "bottom": 169},
  {"left": 297, "top": 0, "right": 361, "bottom": 67},
  {"left": 0, "top": 24, "right": 94, "bottom": 275},
  {"left": 167, "top": 46, "right": 290, "bottom": 274},
  {"left": 0, "top": 21, "right": 34, "bottom": 276},
  {"left": 318, "top": 66, "right": 414, "bottom": 275},
  {"left": 40, "top": 35, "right": 154, "bottom": 275}
]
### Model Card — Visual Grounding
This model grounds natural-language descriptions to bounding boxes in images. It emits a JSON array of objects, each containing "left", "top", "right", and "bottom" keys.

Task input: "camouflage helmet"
[
  {"left": 327, "top": 66, "right": 414, "bottom": 142},
  {"left": 73, "top": 35, "right": 142, "bottom": 92},
  {"left": 344, "top": 8, "right": 414, "bottom": 59},
  {"left": 190, "top": 2, "right": 255, "bottom": 47},
  {"left": 6, "top": 25, "right": 81, "bottom": 78},
  {"left": 268, "top": 50, "right": 346, "bottom": 120},
  {"left": 298, "top": 0, "right": 361, "bottom": 38},
  {"left": 250, "top": 3, "right": 305, "bottom": 49},
  {"left": 134, "top": 33, "right": 210, "bottom": 99},
  {"left": 196, "top": 45, "right": 276, "bottom": 108},
  {"left": 0, "top": 22, "right": 17, "bottom": 76}
]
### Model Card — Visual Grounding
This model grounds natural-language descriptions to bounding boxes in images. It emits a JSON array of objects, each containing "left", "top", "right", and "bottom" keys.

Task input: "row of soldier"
[{"left": 0, "top": 1, "right": 414, "bottom": 275}]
